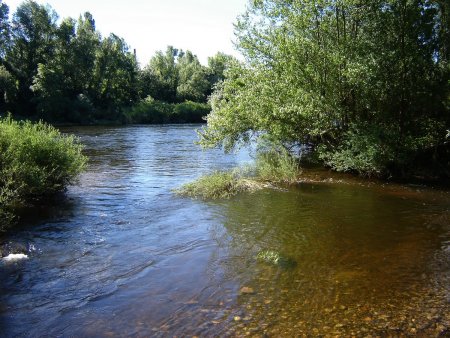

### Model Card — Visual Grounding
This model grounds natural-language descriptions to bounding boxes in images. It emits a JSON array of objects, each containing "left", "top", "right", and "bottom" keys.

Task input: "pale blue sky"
[{"left": 4, "top": 0, "right": 248, "bottom": 66}]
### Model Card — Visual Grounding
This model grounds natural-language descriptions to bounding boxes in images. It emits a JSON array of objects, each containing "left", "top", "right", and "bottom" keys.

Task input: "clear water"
[{"left": 0, "top": 125, "right": 449, "bottom": 337}]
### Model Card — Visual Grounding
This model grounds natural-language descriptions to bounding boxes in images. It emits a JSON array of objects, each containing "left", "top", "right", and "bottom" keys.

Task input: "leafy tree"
[
  {"left": 32, "top": 11, "right": 139, "bottom": 122},
  {"left": 207, "top": 52, "right": 236, "bottom": 90},
  {"left": 91, "top": 33, "right": 139, "bottom": 120},
  {"left": 6, "top": 0, "right": 57, "bottom": 116},
  {"left": 31, "top": 13, "right": 101, "bottom": 122},
  {"left": 0, "top": 0, "right": 10, "bottom": 60},
  {"left": 1, "top": 1, "right": 218, "bottom": 123},
  {"left": 73, "top": 12, "right": 100, "bottom": 100},
  {"left": 177, "top": 50, "right": 209, "bottom": 102},
  {"left": 141, "top": 46, "right": 180, "bottom": 102},
  {"left": 32, "top": 17, "right": 78, "bottom": 120},
  {"left": 0, "top": 65, "right": 16, "bottom": 112},
  {"left": 200, "top": 0, "right": 450, "bottom": 177}
]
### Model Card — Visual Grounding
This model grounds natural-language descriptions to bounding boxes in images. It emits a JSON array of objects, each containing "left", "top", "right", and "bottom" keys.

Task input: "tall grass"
[
  {"left": 176, "top": 145, "right": 301, "bottom": 199},
  {"left": 255, "top": 146, "right": 299, "bottom": 183},
  {"left": 175, "top": 171, "right": 249, "bottom": 199},
  {"left": 0, "top": 116, "right": 87, "bottom": 229}
]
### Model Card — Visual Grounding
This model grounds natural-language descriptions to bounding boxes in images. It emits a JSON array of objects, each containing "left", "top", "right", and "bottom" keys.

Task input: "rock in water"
[
  {"left": 2, "top": 253, "right": 28, "bottom": 261},
  {"left": 256, "top": 250, "right": 297, "bottom": 269}
]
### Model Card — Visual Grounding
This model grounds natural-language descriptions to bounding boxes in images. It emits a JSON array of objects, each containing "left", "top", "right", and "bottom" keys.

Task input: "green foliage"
[
  {"left": 175, "top": 170, "right": 256, "bottom": 200},
  {"left": 141, "top": 46, "right": 180, "bottom": 103},
  {"left": 3, "top": 2, "right": 140, "bottom": 123},
  {"left": 31, "top": 13, "right": 101, "bottom": 123},
  {"left": 89, "top": 34, "right": 139, "bottom": 121},
  {"left": 1, "top": 1, "right": 231, "bottom": 124},
  {"left": 0, "top": 116, "right": 86, "bottom": 221},
  {"left": 31, "top": 13, "right": 138, "bottom": 123},
  {"left": 199, "top": 0, "right": 450, "bottom": 179},
  {"left": 0, "top": 65, "right": 16, "bottom": 111},
  {"left": 0, "top": 0, "right": 10, "bottom": 59},
  {"left": 6, "top": 0, "right": 57, "bottom": 115},
  {"left": 140, "top": 46, "right": 211, "bottom": 104},
  {"left": 318, "top": 124, "right": 396, "bottom": 177},
  {"left": 126, "top": 97, "right": 210, "bottom": 124},
  {"left": 177, "top": 51, "right": 210, "bottom": 102},
  {"left": 172, "top": 101, "right": 210, "bottom": 123},
  {"left": 255, "top": 140, "right": 299, "bottom": 183},
  {"left": 207, "top": 52, "right": 235, "bottom": 89},
  {"left": 177, "top": 140, "right": 301, "bottom": 199}
]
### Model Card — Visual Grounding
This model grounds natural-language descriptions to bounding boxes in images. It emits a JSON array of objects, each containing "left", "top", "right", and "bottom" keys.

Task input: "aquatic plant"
[
  {"left": 255, "top": 140, "right": 300, "bottom": 183},
  {"left": 257, "top": 249, "right": 297, "bottom": 269},
  {"left": 175, "top": 170, "right": 265, "bottom": 199},
  {"left": 177, "top": 141, "right": 301, "bottom": 199}
]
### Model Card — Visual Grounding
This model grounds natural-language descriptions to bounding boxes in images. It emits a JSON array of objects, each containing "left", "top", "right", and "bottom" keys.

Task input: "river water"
[{"left": 0, "top": 125, "right": 449, "bottom": 337}]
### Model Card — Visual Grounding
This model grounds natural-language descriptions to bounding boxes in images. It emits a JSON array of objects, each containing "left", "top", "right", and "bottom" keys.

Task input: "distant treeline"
[{"left": 0, "top": 0, "right": 235, "bottom": 124}]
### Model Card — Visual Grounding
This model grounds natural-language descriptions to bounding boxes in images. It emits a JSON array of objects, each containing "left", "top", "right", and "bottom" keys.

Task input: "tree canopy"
[
  {"left": 200, "top": 0, "right": 450, "bottom": 178},
  {"left": 0, "top": 1, "right": 236, "bottom": 123}
]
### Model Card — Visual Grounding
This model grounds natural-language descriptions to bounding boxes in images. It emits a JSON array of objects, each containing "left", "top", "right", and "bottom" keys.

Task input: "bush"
[
  {"left": 125, "top": 96, "right": 210, "bottom": 124},
  {"left": 317, "top": 124, "right": 393, "bottom": 177},
  {"left": 172, "top": 101, "right": 210, "bottom": 123},
  {"left": 0, "top": 116, "right": 87, "bottom": 226}
]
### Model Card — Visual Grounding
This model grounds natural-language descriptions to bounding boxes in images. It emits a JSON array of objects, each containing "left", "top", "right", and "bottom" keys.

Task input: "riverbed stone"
[
  {"left": 256, "top": 249, "right": 297, "bottom": 268},
  {"left": 240, "top": 287, "right": 255, "bottom": 295}
]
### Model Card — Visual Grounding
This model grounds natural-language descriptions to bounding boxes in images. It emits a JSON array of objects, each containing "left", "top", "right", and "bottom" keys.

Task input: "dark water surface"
[{"left": 1, "top": 125, "right": 449, "bottom": 337}]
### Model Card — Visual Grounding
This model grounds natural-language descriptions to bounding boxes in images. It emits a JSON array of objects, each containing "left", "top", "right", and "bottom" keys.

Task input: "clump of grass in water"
[
  {"left": 177, "top": 144, "right": 301, "bottom": 199},
  {"left": 176, "top": 143, "right": 301, "bottom": 199},
  {"left": 255, "top": 145, "right": 300, "bottom": 183},
  {"left": 176, "top": 169, "right": 266, "bottom": 199}
]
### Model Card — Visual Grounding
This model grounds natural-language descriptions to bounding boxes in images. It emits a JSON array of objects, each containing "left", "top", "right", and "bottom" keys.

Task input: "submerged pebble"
[
  {"left": 256, "top": 250, "right": 297, "bottom": 268},
  {"left": 240, "top": 287, "right": 255, "bottom": 295}
]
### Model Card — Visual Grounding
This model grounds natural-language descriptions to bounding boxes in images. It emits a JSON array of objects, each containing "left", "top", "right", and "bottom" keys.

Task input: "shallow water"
[{"left": 0, "top": 125, "right": 449, "bottom": 337}]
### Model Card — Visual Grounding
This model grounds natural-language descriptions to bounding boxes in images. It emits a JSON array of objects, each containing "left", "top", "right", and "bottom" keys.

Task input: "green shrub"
[
  {"left": 0, "top": 116, "right": 87, "bottom": 224},
  {"left": 126, "top": 97, "right": 210, "bottom": 124},
  {"left": 317, "top": 123, "right": 399, "bottom": 177},
  {"left": 172, "top": 101, "right": 210, "bottom": 123}
]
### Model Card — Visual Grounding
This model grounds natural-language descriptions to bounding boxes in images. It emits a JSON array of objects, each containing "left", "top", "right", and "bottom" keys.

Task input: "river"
[{"left": 1, "top": 125, "right": 449, "bottom": 337}]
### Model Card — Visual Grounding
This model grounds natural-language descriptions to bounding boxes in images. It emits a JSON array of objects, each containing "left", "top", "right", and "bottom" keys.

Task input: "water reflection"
[
  {"left": 203, "top": 185, "right": 450, "bottom": 336},
  {"left": 0, "top": 125, "right": 448, "bottom": 337}
]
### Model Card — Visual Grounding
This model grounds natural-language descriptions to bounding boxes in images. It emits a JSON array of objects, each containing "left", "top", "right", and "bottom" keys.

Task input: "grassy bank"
[
  {"left": 176, "top": 146, "right": 300, "bottom": 199},
  {"left": 0, "top": 116, "right": 87, "bottom": 230}
]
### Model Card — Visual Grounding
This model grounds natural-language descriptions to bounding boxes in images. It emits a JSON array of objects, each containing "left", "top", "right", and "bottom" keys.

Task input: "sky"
[{"left": 4, "top": 0, "right": 248, "bottom": 66}]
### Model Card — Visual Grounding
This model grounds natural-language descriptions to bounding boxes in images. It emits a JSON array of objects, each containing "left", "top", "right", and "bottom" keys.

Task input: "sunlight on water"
[{"left": 0, "top": 125, "right": 449, "bottom": 337}]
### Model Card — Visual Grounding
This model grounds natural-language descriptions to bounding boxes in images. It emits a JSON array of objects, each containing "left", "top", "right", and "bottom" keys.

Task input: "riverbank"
[
  {"left": 176, "top": 161, "right": 450, "bottom": 201},
  {"left": 0, "top": 125, "right": 449, "bottom": 337},
  {"left": 5, "top": 100, "right": 211, "bottom": 127}
]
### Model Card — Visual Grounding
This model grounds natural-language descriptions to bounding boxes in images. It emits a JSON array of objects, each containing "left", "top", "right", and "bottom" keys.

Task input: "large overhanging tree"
[{"left": 200, "top": 0, "right": 450, "bottom": 177}]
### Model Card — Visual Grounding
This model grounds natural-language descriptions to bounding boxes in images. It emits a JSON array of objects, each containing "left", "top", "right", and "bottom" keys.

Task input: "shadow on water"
[
  {"left": 0, "top": 125, "right": 449, "bottom": 337},
  {"left": 146, "top": 183, "right": 449, "bottom": 336}
]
